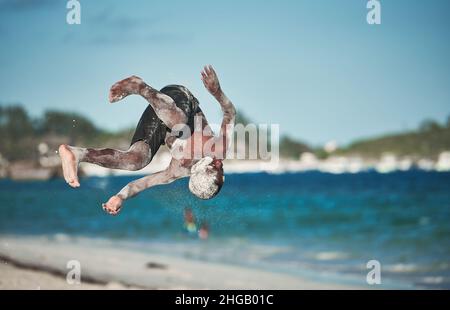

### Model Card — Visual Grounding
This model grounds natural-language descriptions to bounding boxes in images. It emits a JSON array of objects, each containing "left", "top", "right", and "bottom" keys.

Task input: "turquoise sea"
[{"left": 1, "top": 171, "right": 449, "bottom": 289}]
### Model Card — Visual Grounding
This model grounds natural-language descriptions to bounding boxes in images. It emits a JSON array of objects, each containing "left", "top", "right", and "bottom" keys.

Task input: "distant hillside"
[
  {"left": 234, "top": 111, "right": 311, "bottom": 159},
  {"left": 2, "top": 104, "right": 448, "bottom": 162},
  {"left": 0, "top": 105, "right": 134, "bottom": 161},
  {"left": 0, "top": 105, "right": 311, "bottom": 162},
  {"left": 337, "top": 118, "right": 450, "bottom": 159},
  {"left": 279, "top": 136, "right": 311, "bottom": 159}
]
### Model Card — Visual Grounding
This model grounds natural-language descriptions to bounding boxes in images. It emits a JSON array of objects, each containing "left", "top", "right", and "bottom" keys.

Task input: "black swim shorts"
[{"left": 130, "top": 85, "right": 200, "bottom": 159}]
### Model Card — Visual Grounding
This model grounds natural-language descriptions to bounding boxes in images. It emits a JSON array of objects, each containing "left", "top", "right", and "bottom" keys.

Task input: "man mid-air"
[{"left": 58, "top": 65, "right": 236, "bottom": 215}]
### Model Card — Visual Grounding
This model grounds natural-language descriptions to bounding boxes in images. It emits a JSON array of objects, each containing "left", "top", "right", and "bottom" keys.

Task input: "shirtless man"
[{"left": 58, "top": 65, "right": 235, "bottom": 215}]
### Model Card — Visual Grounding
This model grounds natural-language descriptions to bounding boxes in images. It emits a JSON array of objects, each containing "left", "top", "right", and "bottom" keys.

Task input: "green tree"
[
  {"left": 0, "top": 105, "right": 34, "bottom": 140},
  {"left": 419, "top": 119, "right": 441, "bottom": 132},
  {"left": 0, "top": 105, "right": 36, "bottom": 160},
  {"left": 279, "top": 135, "right": 310, "bottom": 159},
  {"left": 41, "top": 111, "right": 98, "bottom": 136},
  {"left": 235, "top": 110, "right": 252, "bottom": 126}
]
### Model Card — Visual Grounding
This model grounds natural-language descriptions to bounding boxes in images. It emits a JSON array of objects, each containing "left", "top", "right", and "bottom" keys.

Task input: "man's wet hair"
[{"left": 189, "top": 157, "right": 224, "bottom": 200}]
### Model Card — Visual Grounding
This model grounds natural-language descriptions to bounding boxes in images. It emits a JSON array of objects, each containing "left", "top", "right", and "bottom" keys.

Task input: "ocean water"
[{"left": 1, "top": 171, "right": 449, "bottom": 289}]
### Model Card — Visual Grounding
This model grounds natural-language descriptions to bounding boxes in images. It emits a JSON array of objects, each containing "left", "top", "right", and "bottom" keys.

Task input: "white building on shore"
[{"left": 436, "top": 152, "right": 450, "bottom": 171}]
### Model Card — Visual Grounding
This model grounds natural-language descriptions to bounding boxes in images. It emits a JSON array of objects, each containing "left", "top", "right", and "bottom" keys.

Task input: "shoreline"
[
  {"left": 3, "top": 151, "right": 450, "bottom": 182},
  {"left": 0, "top": 235, "right": 360, "bottom": 290}
]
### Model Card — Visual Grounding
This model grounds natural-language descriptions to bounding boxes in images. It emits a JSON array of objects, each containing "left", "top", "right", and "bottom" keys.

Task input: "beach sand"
[
  {"left": 0, "top": 235, "right": 359, "bottom": 290},
  {"left": 0, "top": 263, "right": 109, "bottom": 290}
]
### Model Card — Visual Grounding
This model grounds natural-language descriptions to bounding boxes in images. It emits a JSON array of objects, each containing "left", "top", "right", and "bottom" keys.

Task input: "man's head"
[{"left": 189, "top": 157, "right": 224, "bottom": 200}]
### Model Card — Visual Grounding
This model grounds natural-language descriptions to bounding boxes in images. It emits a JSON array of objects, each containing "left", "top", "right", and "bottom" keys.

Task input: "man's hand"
[
  {"left": 201, "top": 65, "right": 221, "bottom": 96},
  {"left": 102, "top": 195, "right": 123, "bottom": 216}
]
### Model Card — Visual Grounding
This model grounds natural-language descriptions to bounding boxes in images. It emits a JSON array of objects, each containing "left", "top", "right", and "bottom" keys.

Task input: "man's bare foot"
[
  {"left": 109, "top": 75, "right": 144, "bottom": 103},
  {"left": 58, "top": 144, "right": 80, "bottom": 188},
  {"left": 102, "top": 196, "right": 123, "bottom": 216}
]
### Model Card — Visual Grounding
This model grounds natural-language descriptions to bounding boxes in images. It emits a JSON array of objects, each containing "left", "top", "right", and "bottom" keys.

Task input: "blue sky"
[{"left": 0, "top": 0, "right": 449, "bottom": 146}]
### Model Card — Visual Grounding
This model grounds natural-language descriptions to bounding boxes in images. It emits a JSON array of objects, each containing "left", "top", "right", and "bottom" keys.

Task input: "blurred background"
[{"left": 0, "top": 0, "right": 449, "bottom": 289}]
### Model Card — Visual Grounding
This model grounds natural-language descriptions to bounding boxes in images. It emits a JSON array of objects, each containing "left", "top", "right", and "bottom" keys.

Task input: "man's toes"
[
  {"left": 68, "top": 179, "right": 80, "bottom": 187},
  {"left": 68, "top": 182, "right": 78, "bottom": 188},
  {"left": 62, "top": 174, "right": 70, "bottom": 184},
  {"left": 109, "top": 89, "right": 120, "bottom": 103},
  {"left": 109, "top": 89, "right": 126, "bottom": 103}
]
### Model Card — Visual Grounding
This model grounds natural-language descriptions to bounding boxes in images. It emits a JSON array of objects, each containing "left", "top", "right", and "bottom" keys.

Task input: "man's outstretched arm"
[
  {"left": 102, "top": 161, "right": 189, "bottom": 215},
  {"left": 201, "top": 65, "right": 236, "bottom": 157}
]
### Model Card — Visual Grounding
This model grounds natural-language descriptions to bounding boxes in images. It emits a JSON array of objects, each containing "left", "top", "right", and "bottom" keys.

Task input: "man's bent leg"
[
  {"left": 109, "top": 76, "right": 187, "bottom": 129},
  {"left": 59, "top": 140, "right": 152, "bottom": 188}
]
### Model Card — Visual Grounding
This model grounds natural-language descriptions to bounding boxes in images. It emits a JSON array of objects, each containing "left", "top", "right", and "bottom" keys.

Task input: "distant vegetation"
[
  {"left": 0, "top": 105, "right": 133, "bottom": 161},
  {"left": 233, "top": 111, "right": 311, "bottom": 159},
  {"left": 279, "top": 136, "right": 311, "bottom": 159},
  {"left": 1, "top": 104, "right": 449, "bottom": 162},
  {"left": 337, "top": 118, "right": 450, "bottom": 159}
]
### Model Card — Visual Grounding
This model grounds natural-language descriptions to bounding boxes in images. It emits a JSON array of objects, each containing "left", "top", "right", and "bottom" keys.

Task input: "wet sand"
[{"left": 0, "top": 235, "right": 359, "bottom": 290}]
